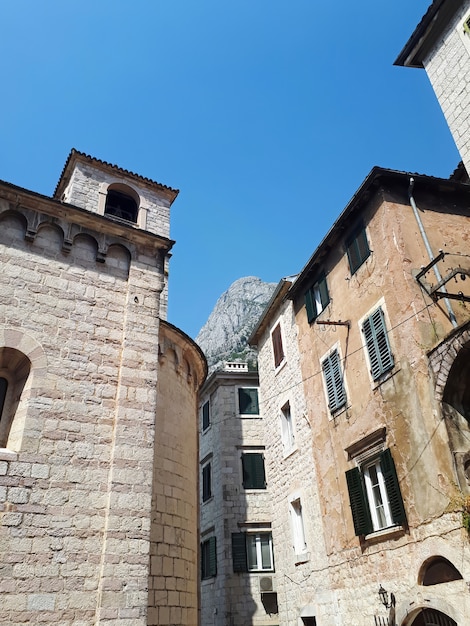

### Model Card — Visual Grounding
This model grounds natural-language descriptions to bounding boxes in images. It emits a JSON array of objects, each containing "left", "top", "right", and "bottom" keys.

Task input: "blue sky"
[{"left": 0, "top": 1, "right": 460, "bottom": 339}]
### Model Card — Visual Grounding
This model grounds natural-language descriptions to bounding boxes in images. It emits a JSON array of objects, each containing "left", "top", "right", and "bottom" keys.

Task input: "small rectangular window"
[
  {"left": 362, "top": 307, "right": 394, "bottom": 381},
  {"left": 271, "top": 323, "right": 285, "bottom": 368},
  {"left": 280, "top": 401, "right": 295, "bottom": 452},
  {"left": 201, "top": 536, "right": 217, "bottom": 579},
  {"left": 346, "top": 224, "right": 370, "bottom": 274},
  {"left": 322, "top": 349, "right": 347, "bottom": 413},
  {"left": 202, "top": 401, "right": 210, "bottom": 431},
  {"left": 241, "top": 453, "right": 266, "bottom": 489},
  {"left": 238, "top": 387, "right": 259, "bottom": 415},
  {"left": 202, "top": 462, "right": 212, "bottom": 502},
  {"left": 290, "top": 498, "right": 307, "bottom": 556},
  {"left": 305, "top": 274, "right": 330, "bottom": 323},
  {"left": 231, "top": 532, "right": 274, "bottom": 572},
  {"left": 346, "top": 448, "right": 406, "bottom": 536}
]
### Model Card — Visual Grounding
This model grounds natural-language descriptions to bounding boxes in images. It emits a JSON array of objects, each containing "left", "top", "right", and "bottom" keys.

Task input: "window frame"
[
  {"left": 290, "top": 498, "right": 307, "bottom": 558},
  {"left": 321, "top": 348, "right": 347, "bottom": 414},
  {"left": 241, "top": 452, "right": 266, "bottom": 490},
  {"left": 305, "top": 273, "right": 330, "bottom": 323},
  {"left": 202, "top": 461, "right": 212, "bottom": 502},
  {"left": 362, "top": 306, "right": 394, "bottom": 381},
  {"left": 202, "top": 400, "right": 210, "bottom": 431},
  {"left": 280, "top": 401, "right": 295, "bottom": 453},
  {"left": 346, "top": 223, "right": 370, "bottom": 274},
  {"left": 346, "top": 448, "right": 406, "bottom": 536},
  {"left": 238, "top": 387, "right": 260, "bottom": 416},
  {"left": 231, "top": 531, "right": 274, "bottom": 573},
  {"left": 271, "top": 322, "right": 285, "bottom": 369},
  {"left": 201, "top": 536, "right": 217, "bottom": 580}
]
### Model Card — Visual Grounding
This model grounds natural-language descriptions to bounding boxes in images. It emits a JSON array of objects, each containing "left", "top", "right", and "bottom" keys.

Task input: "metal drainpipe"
[{"left": 408, "top": 177, "right": 457, "bottom": 328}]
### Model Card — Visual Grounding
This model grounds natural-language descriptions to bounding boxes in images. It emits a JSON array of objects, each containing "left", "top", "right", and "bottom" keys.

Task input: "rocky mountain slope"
[{"left": 196, "top": 276, "right": 277, "bottom": 373}]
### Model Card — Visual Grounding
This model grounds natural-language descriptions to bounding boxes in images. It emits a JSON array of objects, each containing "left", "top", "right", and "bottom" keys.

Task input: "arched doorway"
[{"left": 407, "top": 607, "right": 457, "bottom": 626}]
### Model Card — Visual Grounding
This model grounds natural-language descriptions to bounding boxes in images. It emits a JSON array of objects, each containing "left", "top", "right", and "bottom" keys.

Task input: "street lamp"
[{"left": 378, "top": 585, "right": 395, "bottom": 609}]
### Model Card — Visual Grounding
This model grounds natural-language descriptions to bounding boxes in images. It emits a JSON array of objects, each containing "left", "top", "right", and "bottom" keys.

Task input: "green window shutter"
[
  {"left": 363, "top": 308, "right": 394, "bottom": 380},
  {"left": 318, "top": 274, "right": 330, "bottom": 310},
  {"left": 202, "top": 464, "right": 211, "bottom": 501},
  {"left": 322, "top": 350, "right": 346, "bottom": 412},
  {"left": 346, "top": 467, "right": 373, "bottom": 536},
  {"left": 380, "top": 449, "right": 406, "bottom": 526},
  {"left": 208, "top": 536, "right": 217, "bottom": 577},
  {"left": 232, "top": 532, "right": 248, "bottom": 572},
  {"left": 202, "top": 401, "right": 210, "bottom": 430},
  {"left": 305, "top": 288, "right": 316, "bottom": 323},
  {"left": 347, "top": 226, "right": 370, "bottom": 274},
  {"left": 242, "top": 453, "right": 266, "bottom": 489},
  {"left": 238, "top": 388, "right": 259, "bottom": 415}
]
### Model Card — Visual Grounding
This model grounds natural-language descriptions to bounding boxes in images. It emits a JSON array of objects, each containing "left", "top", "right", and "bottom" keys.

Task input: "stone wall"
[{"left": 424, "top": 0, "right": 470, "bottom": 175}]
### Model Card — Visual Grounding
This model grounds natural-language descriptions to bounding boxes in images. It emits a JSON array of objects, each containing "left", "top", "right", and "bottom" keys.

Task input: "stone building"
[
  {"left": 0, "top": 149, "right": 206, "bottom": 626},
  {"left": 249, "top": 279, "right": 331, "bottom": 626},
  {"left": 251, "top": 167, "right": 470, "bottom": 626},
  {"left": 395, "top": 0, "right": 470, "bottom": 176},
  {"left": 198, "top": 362, "right": 277, "bottom": 626}
]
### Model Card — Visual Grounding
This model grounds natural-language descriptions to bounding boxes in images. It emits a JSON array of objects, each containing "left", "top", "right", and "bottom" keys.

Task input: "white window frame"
[
  {"left": 358, "top": 299, "right": 394, "bottom": 384},
  {"left": 320, "top": 344, "right": 347, "bottom": 415},
  {"left": 290, "top": 497, "right": 307, "bottom": 558},
  {"left": 280, "top": 400, "right": 295, "bottom": 453},
  {"left": 246, "top": 532, "right": 274, "bottom": 572},
  {"left": 363, "top": 457, "right": 393, "bottom": 531}
]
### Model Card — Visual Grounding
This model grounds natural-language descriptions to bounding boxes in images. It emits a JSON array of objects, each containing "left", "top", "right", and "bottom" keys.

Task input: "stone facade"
[
  {"left": 280, "top": 170, "right": 470, "bottom": 626},
  {"left": 198, "top": 363, "right": 278, "bottom": 626},
  {"left": 250, "top": 280, "right": 331, "bottom": 625},
  {"left": 0, "top": 150, "right": 206, "bottom": 626},
  {"left": 396, "top": 0, "right": 470, "bottom": 176}
]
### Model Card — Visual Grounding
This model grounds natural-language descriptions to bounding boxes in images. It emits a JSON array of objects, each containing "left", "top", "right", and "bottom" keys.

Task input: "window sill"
[
  {"left": 294, "top": 551, "right": 309, "bottom": 565},
  {"left": 0, "top": 448, "right": 17, "bottom": 461},
  {"left": 274, "top": 359, "right": 287, "bottom": 376},
  {"left": 202, "top": 496, "right": 214, "bottom": 505},
  {"left": 372, "top": 367, "right": 400, "bottom": 390},
  {"left": 202, "top": 425, "right": 211, "bottom": 435},
  {"left": 364, "top": 525, "right": 405, "bottom": 543},
  {"left": 282, "top": 446, "right": 298, "bottom": 461}
]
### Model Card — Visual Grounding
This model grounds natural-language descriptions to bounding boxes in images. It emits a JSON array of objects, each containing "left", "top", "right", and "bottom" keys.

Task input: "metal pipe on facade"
[{"left": 408, "top": 177, "right": 457, "bottom": 327}]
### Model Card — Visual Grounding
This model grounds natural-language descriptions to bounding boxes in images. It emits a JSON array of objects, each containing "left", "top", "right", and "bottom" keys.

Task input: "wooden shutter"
[
  {"left": 202, "top": 401, "right": 210, "bottom": 430},
  {"left": 380, "top": 449, "right": 406, "bottom": 526},
  {"left": 322, "top": 350, "right": 346, "bottom": 412},
  {"left": 318, "top": 275, "right": 330, "bottom": 310},
  {"left": 346, "top": 467, "right": 373, "bottom": 536},
  {"left": 347, "top": 226, "right": 370, "bottom": 274},
  {"left": 242, "top": 453, "right": 266, "bottom": 489},
  {"left": 201, "top": 537, "right": 217, "bottom": 578},
  {"left": 232, "top": 532, "right": 248, "bottom": 572},
  {"left": 238, "top": 388, "right": 259, "bottom": 415},
  {"left": 202, "top": 463, "right": 211, "bottom": 501},
  {"left": 363, "top": 307, "right": 394, "bottom": 380},
  {"left": 305, "top": 288, "right": 316, "bottom": 323},
  {"left": 207, "top": 536, "right": 217, "bottom": 577},
  {"left": 271, "top": 324, "right": 284, "bottom": 367}
]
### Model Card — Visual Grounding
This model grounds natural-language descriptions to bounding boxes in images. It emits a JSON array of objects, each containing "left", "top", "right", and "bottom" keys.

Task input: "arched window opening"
[
  {"left": 0, "top": 348, "right": 31, "bottom": 448},
  {"left": 419, "top": 556, "right": 463, "bottom": 586},
  {"left": 0, "top": 377, "right": 8, "bottom": 418},
  {"left": 105, "top": 187, "right": 139, "bottom": 223},
  {"left": 442, "top": 344, "right": 470, "bottom": 422},
  {"left": 409, "top": 608, "right": 457, "bottom": 626}
]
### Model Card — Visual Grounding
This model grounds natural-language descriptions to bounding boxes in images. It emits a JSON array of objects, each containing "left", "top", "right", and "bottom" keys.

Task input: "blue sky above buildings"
[{"left": 0, "top": 1, "right": 460, "bottom": 338}]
